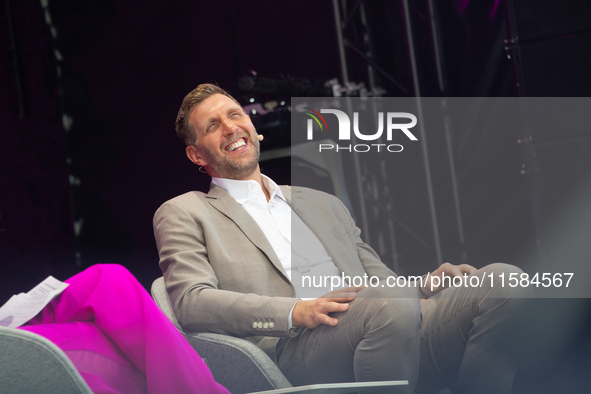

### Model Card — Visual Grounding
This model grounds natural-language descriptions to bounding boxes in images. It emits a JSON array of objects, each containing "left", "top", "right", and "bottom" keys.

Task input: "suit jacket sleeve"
[{"left": 153, "top": 196, "right": 298, "bottom": 338}]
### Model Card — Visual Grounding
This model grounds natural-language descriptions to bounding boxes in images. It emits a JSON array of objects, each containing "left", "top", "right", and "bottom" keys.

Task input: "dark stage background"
[
  {"left": 1, "top": 0, "right": 590, "bottom": 392},
  {"left": 0, "top": 0, "right": 527, "bottom": 299}
]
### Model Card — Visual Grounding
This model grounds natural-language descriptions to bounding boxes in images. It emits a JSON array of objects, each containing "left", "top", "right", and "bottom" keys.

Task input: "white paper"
[{"left": 0, "top": 276, "right": 69, "bottom": 328}]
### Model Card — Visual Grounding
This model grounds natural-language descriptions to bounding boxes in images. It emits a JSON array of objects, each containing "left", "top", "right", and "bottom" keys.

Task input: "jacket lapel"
[
  {"left": 206, "top": 184, "right": 290, "bottom": 281},
  {"left": 286, "top": 187, "right": 363, "bottom": 278}
]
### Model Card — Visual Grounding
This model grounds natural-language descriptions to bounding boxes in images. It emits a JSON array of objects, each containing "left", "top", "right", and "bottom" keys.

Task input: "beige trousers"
[{"left": 277, "top": 263, "right": 532, "bottom": 394}]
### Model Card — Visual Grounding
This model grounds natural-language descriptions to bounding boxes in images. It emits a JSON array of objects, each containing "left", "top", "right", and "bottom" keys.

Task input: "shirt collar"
[{"left": 212, "top": 174, "right": 286, "bottom": 205}]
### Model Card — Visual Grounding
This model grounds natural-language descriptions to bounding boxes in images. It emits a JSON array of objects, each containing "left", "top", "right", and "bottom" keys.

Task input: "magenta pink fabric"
[{"left": 19, "top": 264, "right": 230, "bottom": 394}]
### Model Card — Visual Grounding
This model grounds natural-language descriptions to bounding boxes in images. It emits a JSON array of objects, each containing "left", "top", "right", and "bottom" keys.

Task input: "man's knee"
[
  {"left": 386, "top": 297, "right": 422, "bottom": 336},
  {"left": 483, "top": 262, "right": 522, "bottom": 277},
  {"left": 473, "top": 263, "right": 534, "bottom": 330},
  {"left": 480, "top": 262, "right": 534, "bottom": 298},
  {"left": 356, "top": 286, "right": 421, "bottom": 336}
]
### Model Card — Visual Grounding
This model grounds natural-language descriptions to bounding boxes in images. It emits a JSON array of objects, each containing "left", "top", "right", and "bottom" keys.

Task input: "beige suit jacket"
[{"left": 153, "top": 184, "right": 396, "bottom": 359}]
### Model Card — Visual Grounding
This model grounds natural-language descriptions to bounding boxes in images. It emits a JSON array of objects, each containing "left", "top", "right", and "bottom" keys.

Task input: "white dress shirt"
[{"left": 212, "top": 175, "right": 345, "bottom": 328}]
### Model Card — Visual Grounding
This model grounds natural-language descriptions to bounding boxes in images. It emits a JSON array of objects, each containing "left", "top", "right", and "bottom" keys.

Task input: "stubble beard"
[{"left": 200, "top": 135, "right": 260, "bottom": 180}]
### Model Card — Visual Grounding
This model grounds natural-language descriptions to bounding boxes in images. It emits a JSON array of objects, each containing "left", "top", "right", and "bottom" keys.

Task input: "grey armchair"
[
  {"left": 150, "top": 277, "right": 293, "bottom": 394},
  {"left": 0, "top": 326, "right": 93, "bottom": 394}
]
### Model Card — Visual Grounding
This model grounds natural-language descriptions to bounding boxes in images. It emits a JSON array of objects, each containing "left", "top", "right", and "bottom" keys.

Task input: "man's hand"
[
  {"left": 292, "top": 286, "right": 365, "bottom": 329},
  {"left": 420, "top": 262, "right": 477, "bottom": 298}
]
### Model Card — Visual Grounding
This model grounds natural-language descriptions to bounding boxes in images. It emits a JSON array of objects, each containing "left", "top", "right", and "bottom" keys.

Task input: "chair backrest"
[
  {"left": 151, "top": 277, "right": 293, "bottom": 394},
  {"left": 0, "top": 326, "right": 93, "bottom": 394}
]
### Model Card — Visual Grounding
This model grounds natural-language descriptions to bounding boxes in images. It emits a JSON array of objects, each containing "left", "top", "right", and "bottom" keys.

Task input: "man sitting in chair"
[{"left": 153, "top": 83, "right": 529, "bottom": 394}]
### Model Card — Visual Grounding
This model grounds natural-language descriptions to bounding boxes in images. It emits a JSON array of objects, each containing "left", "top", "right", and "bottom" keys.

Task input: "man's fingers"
[
  {"left": 322, "top": 289, "right": 364, "bottom": 302},
  {"left": 319, "top": 302, "right": 347, "bottom": 325},
  {"left": 448, "top": 265, "right": 463, "bottom": 278},
  {"left": 293, "top": 299, "right": 346, "bottom": 329},
  {"left": 339, "top": 285, "right": 366, "bottom": 293},
  {"left": 320, "top": 315, "right": 339, "bottom": 326},
  {"left": 331, "top": 301, "right": 350, "bottom": 312},
  {"left": 325, "top": 293, "right": 357, "bottom": 302},
  {"left": 459, "top": 264, "right": 477, "bottom": 275},
  {"left": 317, "top": 300, "right": 350, "bottom": 313},
  {"left": 322, "top": 286, "right": 365, "bottom": 298},
  {"left": 440, "top": 262, "right": 477, "bottom": 278},
  {"left": 302, "top": 301, "right": 347, "bottom": 328},
  {"left": 325, "top": 290, "right": 357, "bottom": 297}
]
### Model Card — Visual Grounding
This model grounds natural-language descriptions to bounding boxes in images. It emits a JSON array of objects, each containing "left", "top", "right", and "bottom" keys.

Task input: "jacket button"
[
  {"left": 257, "top": 322, "right": 263, "bottom": 328},
  {"left": 269, "top": 322, "right": 275, "bottom": 328},
  {"left": 252, "top": 322, "right": 257, "bottom": 328},
  {"left": 263, "top": 322, "right": 269, "bottom": 329}
]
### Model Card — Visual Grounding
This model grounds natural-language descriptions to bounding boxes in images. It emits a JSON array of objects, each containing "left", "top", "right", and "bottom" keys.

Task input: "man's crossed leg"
[{"left": 277, "top": 263, "right": 531, "bottom": 394}]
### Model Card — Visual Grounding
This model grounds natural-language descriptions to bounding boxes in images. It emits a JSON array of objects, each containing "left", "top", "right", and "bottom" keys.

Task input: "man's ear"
[{"left": 186, "top": 145, "right": 207, "bottom": 167}]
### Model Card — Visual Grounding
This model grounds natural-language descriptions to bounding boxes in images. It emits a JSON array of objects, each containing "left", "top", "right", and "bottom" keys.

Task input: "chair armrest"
[
  {"left": 183, "top": 331, "right": 292, "bottom": 394},
  {"left": 151, "top": 277, "right": 292, "bottom": 394}
]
